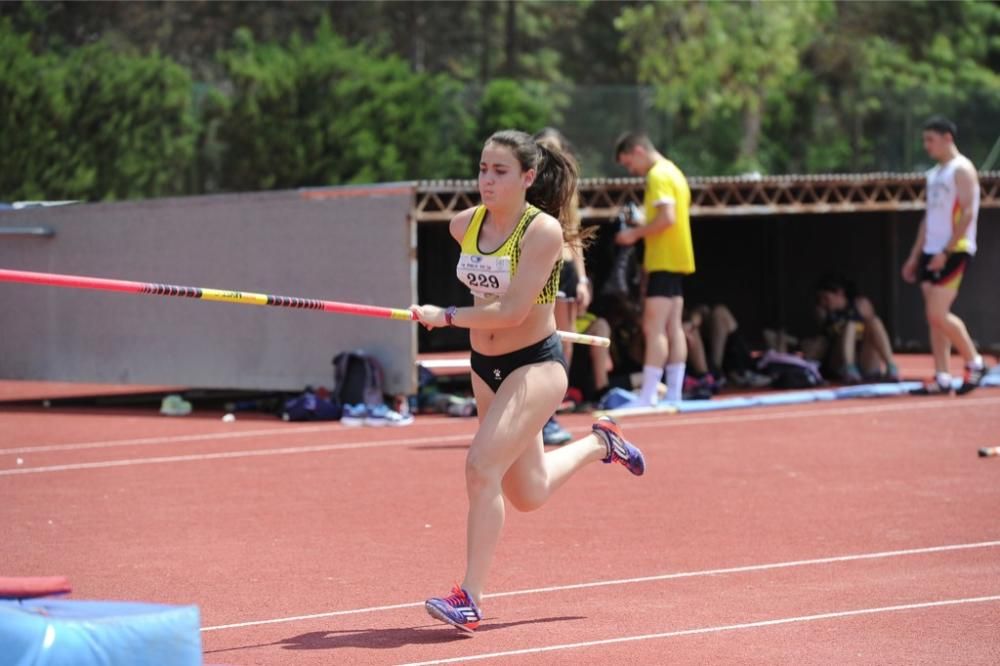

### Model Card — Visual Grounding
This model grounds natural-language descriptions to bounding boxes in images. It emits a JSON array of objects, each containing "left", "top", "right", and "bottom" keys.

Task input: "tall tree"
[
  {"left": 799, "top": 0, "right": 1000, "bottom": 171},
  {"left": 617, "top": 0, "right": 823, "bottom": 172}
]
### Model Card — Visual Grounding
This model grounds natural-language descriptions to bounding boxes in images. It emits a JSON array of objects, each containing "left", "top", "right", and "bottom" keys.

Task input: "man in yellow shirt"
[{"left": 615, "top": 132, "right": 695, "bottom": 405}]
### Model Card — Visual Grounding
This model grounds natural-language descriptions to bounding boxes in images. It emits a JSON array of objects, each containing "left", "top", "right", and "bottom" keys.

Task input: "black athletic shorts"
[
  {"left": 646, "top": 270, "right": 684, "bottom": 298},
  {"left": 919, "top": 251, "right": 971, "bottom": 289},
  {"left": 470, "top": 333, "right": 568, "bottom": 393},
  {"left": 556, "top": 261, "right": 579, "bottom": 301}
]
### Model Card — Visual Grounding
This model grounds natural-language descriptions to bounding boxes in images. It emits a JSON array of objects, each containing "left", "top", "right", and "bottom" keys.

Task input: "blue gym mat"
[
  {"left": 603, "top": 375, "right": 995, "bottom": 415},
  {"left": 1, "top": 599, "right": 201, "bottom": 666}
]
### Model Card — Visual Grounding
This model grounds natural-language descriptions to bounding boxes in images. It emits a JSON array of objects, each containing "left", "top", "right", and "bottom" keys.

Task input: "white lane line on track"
[
  {"left": 4, "top": 393, "right": 998, "bottom": 464},
  {"left": 0, "top": 424, "right": 341, "bottom": 455},
  {"left": 0, "top": 433, "right": 473, "bottom": 476},
  {"left": 0, "top": 416, "right": 459, "bottom": 455},
  {"left": 395, "top": 594, "right": 1000, "bottom": 665},
  {"left": 199, "top": 539, "right": 1000, "bottom": 632},
  {"left": 4, "top": 394, "right": 999, "bottom": 476}
]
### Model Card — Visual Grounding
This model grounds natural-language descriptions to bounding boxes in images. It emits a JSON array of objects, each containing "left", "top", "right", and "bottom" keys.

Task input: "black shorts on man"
[
  {"left": 918, "top": 251, "right": 971, "bottom": 289},
  {"left": 646, "top": 270, "right": 684, "bottom": 298}
]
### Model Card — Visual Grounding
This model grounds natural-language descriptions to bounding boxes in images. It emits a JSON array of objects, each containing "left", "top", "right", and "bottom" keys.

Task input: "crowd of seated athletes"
[{"left": 562, "top": 271, "right": 899, "bottom": 409}]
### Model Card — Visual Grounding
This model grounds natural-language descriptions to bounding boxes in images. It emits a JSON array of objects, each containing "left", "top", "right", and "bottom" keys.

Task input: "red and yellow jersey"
[{"left": 925, "top": 155, "right": 979, "bottom": 255}]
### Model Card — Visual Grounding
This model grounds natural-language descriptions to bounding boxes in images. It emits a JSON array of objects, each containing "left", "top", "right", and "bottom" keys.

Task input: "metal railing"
[{"left": 414, "top": 172, "right": 1000, "bottom": 222}]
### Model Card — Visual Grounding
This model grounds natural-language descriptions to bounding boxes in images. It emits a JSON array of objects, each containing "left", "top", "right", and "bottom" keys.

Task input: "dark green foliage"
[
  {"left": 212, "top": 20, "right": 475, "bottom": 190},
  {"left": 617, "top": 0, "right": 1000, "bottom": 175},
  {"left": 476, "top": 79, "right": 563, "bottom": 140},
  {"left": 1, "top": 1, "right": 998, "bottom": 200},
  {"left": 0, "top": 18, "right": 197, "bottom": 201}
]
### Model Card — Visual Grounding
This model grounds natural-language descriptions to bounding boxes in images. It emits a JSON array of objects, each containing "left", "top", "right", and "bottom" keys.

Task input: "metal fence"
[{"left": 541, "top": 86, "right": 1000, "bottom": 179}]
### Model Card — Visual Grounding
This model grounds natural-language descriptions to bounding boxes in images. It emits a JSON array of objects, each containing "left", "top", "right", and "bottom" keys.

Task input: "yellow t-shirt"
[{"left": 643, "top": 159, "right": 695, "bottom": 274}]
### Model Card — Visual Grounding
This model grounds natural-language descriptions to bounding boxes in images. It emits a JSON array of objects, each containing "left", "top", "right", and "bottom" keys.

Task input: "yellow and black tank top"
[{"left": 457, "top": 205, "right": 561, "bottom": 305}]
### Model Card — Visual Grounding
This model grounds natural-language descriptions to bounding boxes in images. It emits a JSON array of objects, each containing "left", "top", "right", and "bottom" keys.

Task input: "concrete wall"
[{"left": 0, "top": 184, "right": 417, "bottom": 393}]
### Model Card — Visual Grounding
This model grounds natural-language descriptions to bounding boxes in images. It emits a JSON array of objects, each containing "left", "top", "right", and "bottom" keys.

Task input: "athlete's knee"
[
  {"left": 711, "top": 304, "right": 735, "bottom": 330},
  {"left": 642, "top": 316, "right": 665, "bottom": 339},
  {"left": 925, "top": 307, "right": 948, "bottom": 328},
  {"left": 465, "top": 451, "right": 502, "bottom": 497},
  {"left": 501, "top": 466, "right": 547, "bottom": 512},
  {"left": 505, "top": 487, "right": 545, "bottom": 513}
]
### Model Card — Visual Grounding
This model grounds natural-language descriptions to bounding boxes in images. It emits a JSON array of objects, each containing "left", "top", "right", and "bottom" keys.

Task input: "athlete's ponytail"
[
  {"left": 529, "top": 140, "right": 577, "bottom": 225},
  {"left": 485, "top": 129, "right": 591, "bottom": 246}
]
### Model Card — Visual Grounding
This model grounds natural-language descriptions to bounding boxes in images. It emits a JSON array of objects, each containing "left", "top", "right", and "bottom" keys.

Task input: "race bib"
[{"left": 457, "top": 253, "right": 512, "bottom": 298}]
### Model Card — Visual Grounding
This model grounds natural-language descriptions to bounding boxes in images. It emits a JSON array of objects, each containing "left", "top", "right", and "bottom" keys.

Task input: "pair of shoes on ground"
[
  {"left": 840, "top": 365, "right": 865, "bottom": 385},
  {"left": 425, "top": 416, "right": 644, "bottom": 633},
  {"left": 683, "top": 373, "right": 723, "bottom": 400},
  {"left": 910, "top": 363, "right": 988, "bottom": 396},
  {"left": 542, "top": 416, "right": 572, "bottom": 445},
  {"left": 445, "top": 397, "right": 477, "bottom": 418},
  {"left": 341, "top": 403, "right": 414, "bottom": 427},
  {"left": 728, "top": 369, "right": 772, "bottom": 389},
  {"left": 876, "top": 364, "right": 901, "bottom": 383},
  {"left": 159, "top": 394, "right": 192, "bottom": 416},
  {"left": 844, "top": 364, "right": 900, "bottom": 384}
]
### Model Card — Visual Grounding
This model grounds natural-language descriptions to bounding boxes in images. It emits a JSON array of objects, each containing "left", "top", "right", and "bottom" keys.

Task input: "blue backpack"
[
  {"left": 281, "top": 388, "right": 341, "bottom": 421},
  {"left": 332, "top": 350, "right": 385, "bottom": 407}
]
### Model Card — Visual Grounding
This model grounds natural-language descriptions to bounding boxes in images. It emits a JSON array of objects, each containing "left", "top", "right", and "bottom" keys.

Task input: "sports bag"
[{"left": 332, "top": 350, "right": 385, "bottom": 406}]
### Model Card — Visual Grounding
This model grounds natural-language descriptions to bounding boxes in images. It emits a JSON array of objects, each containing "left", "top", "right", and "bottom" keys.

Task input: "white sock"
[
  {"left": 665, "top": 363, "right": 685, "bottom": 402},
  {"left": 969, "top": 355, "right": 984, "bottom": 370},
  {"left": 638, "top": 365, "right": 663, "bottom": 405},
  {"left": 935, "top": 371, "right": 952, "bottom": 387}
]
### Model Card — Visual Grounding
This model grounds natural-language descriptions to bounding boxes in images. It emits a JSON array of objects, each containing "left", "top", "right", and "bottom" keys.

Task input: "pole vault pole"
[{"left": 0, "top": 268, "right": 611, "bottom": 347}]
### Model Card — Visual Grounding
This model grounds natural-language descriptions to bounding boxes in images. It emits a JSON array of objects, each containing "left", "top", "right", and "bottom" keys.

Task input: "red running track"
[{"left": 2, "top": 383, "right": 999, "bottom": 664}]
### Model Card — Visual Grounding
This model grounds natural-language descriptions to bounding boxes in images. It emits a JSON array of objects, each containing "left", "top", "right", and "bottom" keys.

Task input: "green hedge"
[
  {"left": 0, "top": 19, "right": 586, "bottom": 202},
  {"left": 477, "top": 79, "right": 563, "bottom": 139},
  {"left": 212, "top": 20, "right": 475, "bottom": 191},
  {"left": 0, "top": 19, "right": 197, "bottom": 201}
]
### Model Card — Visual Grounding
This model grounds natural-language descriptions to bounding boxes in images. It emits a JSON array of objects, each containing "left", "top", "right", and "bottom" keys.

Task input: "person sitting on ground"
[
  {"left": 602, "top": 291, "right": 671, "bottom": 399},
  {"left": 567, "top": 291, "right": 660, "bottom": 405},
  {"left": 802, "top": 274, "right": 899, "bottom": 383},
  {"left": 565, "top": 308, "right": 621, "bottom": 408},
  {"left": 684, "top": 304, "right": 771, "bottom": 394},
  {"left": 762, "top": 328, "right": 800, "bottom": 354}
]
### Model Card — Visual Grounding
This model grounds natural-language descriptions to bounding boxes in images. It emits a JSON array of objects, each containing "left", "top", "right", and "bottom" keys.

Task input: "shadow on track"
[{"left": 203, "top": 615, "right": 585, "bottom": 654}]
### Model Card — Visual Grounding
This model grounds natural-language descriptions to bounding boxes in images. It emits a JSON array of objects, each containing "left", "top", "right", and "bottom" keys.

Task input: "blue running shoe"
[
  {"left": 593, "top": 416, "right": 645, "bottom": 476},
  {"left": 365, "top": 403, "right": 414, "bottom": 427},
  {"left": 340, "top": 404, "right": 367, "bottom": 427},
  {"left": 542, "top": 416, "right": 572, "bottom": 446},
  {"left": 425, "top": 585, "right": 482, "bottom": 633}
]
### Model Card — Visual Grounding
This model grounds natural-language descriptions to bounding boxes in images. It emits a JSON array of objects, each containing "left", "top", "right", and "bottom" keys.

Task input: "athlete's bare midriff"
[{"left": 470, "top": 301, "right": 556, "bottom": 356}]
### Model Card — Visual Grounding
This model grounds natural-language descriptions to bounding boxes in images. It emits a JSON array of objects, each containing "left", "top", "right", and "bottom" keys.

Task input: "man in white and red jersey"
[{"left": 902, "top": 117, "right": 986, "bottom": 395}]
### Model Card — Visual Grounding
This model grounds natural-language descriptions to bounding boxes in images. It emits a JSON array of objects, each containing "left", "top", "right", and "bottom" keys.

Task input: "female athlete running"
[{"left": 410, "top": 129, "right": 646, "bottom": 633}]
